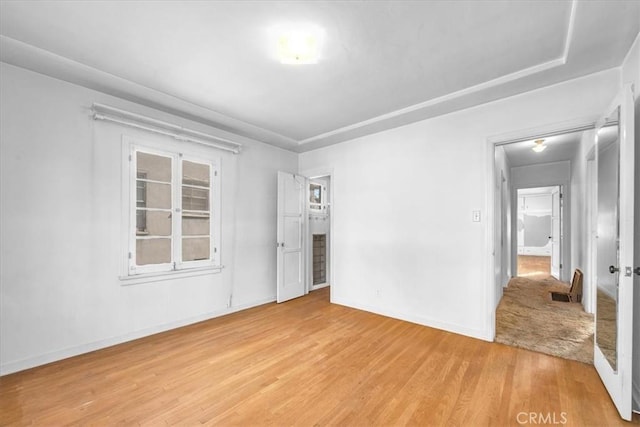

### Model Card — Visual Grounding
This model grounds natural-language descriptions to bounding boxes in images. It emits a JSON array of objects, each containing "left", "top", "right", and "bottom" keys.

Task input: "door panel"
[
  {"left": 283, "top": 252, "right": 302, "bottom": 288},
  {"left": 593, "top": 85, "right": 635, "bottom": 421},
  {"left": 284, "top": 216, "right": 301, "bottom": 248},
  {"left": 277, "top": 171, "right": 307, "bottom": 303}
]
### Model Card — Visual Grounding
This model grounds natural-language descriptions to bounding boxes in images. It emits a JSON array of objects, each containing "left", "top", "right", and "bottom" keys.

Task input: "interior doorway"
[
  {"left": 308, "top": 175, "right": 331, "bottom": 292},
  {"left": 492, "top": 127, "right": 595, "bottom": 365},
  {"left": 516, "top": 185, "right": 561, "bottom": 280}
]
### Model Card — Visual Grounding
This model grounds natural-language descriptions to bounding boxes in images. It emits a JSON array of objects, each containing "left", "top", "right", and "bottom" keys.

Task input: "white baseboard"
[
  {"left": 0, "top": 296, "right": 275, "bottom": 376},
  {"left": 333, "top": 297, "right": 492, "bottom": 342}
]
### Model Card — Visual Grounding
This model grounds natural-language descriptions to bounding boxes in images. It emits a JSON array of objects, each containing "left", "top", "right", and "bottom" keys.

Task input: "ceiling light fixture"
[
  {"left": 532, "top": 139, "right": 547, "bottom": 153},
  {"left": 275, "top": 24, "right": 323, "bottom": 65}
]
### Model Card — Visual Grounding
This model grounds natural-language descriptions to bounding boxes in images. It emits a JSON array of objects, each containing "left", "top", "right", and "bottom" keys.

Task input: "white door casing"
[
  {"left": 277, "top": 171, "right": 307, "bottom": 303},
  {"left": 593, "top": 84, "right": 635, "bottom": 421},
  {"left": 550, "top": 186, "right": 561, "bottom": 279}
]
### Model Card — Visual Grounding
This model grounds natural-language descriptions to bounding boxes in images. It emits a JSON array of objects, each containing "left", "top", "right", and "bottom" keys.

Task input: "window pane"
[
  {"left": 136, "top": 238, "right": 171, "bottom": 265},
  {"left": 143, "top": 182, "right": 171, "bottom": 209},
  {"left": 137, "top": 152, "right": 172, "bottom": 182},
  {"left": 182, "top": 237, "right": 210, "bottom": 262},
  {"left": 182, "top": 186, "right": 209, "bottom": 211},
  {"left": 183, "top": 160, "right": 210, "bottom": 187},
  {"left": 182, "top": 213, "right": 210, "bottom": 236},
  {"left": 136, "top": 177, "right": 147, "bottom": 208},
  {"left": 137, "top": 210, "right": 172, "bottom": 236},
  {"left": 136, "top": 209, "right": 147, "bottom": 233},
  {"left": 310, "top": 183, "right": 322, "bottom": 204}
]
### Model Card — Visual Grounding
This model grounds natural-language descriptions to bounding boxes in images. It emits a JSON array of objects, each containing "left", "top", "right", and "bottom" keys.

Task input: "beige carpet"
[{"left": 495, "top": 276, "right": 594, "bottom": 364}]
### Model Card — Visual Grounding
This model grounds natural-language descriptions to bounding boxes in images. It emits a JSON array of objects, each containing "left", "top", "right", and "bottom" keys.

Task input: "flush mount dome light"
[
  {"left": 532, "top": 139, "right": 547, "bottom": 153},
  {"left": 276, "top": 24, "right": 323, "bottom": 64}
]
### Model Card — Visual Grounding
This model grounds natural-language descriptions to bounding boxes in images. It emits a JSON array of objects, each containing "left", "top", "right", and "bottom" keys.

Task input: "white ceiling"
[
  {"left": 1, "top": 1, "right": 638, "bottom": 152},
  {"left": 502, "top": 130, "right": 584, "bottom": 168}
]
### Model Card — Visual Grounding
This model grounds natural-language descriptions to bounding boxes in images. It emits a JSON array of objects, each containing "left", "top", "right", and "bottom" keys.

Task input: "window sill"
[{"left": 119, "top": 266, "right": 222, "bottom": 285}]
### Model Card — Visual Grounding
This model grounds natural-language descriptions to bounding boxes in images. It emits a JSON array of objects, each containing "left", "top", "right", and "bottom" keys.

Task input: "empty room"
[{"left": 1, "top": 1, "right": 640, "bottom": 425}]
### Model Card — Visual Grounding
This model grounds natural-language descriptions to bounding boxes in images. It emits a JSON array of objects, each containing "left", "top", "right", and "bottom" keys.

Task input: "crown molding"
[{"left": 296, "top": 0, "right": 577, "bottom": 149}]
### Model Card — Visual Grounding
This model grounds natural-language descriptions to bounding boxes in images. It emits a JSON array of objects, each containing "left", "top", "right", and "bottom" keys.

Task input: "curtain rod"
[{"left": 91, "top": 103, "right": 242, "bottom": 154}]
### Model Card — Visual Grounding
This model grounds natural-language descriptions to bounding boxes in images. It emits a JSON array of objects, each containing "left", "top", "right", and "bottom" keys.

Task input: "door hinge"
[
  {"left": 128, "top": 252, "right": 132, "bottom": 259},
  {"left": 214, "top": 247, "right": 218, "bottom": 253},
  {"left": 214, "top": 170, "right": 218, "bottom": 177},
  {"left": 560, "top": 263, "right": 563, "bottom": 269},
  {"left": 129, "top": 154, "right": 132, "bottom": 162}
]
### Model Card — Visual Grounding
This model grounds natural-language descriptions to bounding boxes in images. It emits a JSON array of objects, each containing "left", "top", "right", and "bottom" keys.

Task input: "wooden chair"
[{"left": 550, "top": 269, "right": 583, "bottom": 303}]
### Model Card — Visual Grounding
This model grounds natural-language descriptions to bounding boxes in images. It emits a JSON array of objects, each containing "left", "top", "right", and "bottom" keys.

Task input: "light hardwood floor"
[
  {"left": 517, "top": 255, "right": 551, "bottom": 279},
  {"left": 1, "top": 287, "right": 638, "bottom": 426}
]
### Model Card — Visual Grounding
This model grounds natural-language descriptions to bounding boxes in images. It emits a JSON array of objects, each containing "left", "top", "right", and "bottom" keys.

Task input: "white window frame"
[
  {"left": 309, "top": 181, "right": 326, "bottom": 212},
  {"left": 123, "top": 136, "right": 221, "bottom": 278}
]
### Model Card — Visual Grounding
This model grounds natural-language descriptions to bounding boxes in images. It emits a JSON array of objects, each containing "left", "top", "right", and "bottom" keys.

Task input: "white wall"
[
  {"left": 510, "top": 161, "right": 571, "bottom": 281},
  {"left": 620, "top": 32, "right": 640, "bottom": 412},
  {"left": 511, "top": 163, "right": 571, "bottom": 188},
  {"left": 0, "top": 63, "right": 297, "bottom": 374},
  {"left": 570, "top": 129, "right": 596, "bottom": 313},
  {"left": 299, "top": 69, "right": 619, "bottom": 341}
]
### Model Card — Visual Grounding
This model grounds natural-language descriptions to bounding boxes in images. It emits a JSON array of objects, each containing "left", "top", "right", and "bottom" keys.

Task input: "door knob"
[
  {"left": 634, "top": 267, "right": 640, "bottom": 276},
  {"left": 609, "top": 265, "right": 620, "bottom": 274}
]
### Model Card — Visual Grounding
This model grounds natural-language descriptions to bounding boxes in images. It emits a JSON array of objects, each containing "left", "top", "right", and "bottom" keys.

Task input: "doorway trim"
[
  {"left": 299, "top": 167, "right": 334, "bottom": 302},
  {"left": 510, "top": 183, "right": 571, "bottom": 282},
  {"left": 512, "top": 182, "right": 568, "bottom": 281},
  {"left": 586, "top": 145, "right": 597, "bottom": 314}
]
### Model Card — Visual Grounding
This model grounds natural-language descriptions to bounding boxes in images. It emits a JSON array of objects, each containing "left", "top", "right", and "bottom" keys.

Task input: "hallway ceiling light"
[
  {"left": 276, "top": 24, "right": 323, "bottom": 65},
  {"left": 532, "top": 139, "right": 547, "bottom": 153}
]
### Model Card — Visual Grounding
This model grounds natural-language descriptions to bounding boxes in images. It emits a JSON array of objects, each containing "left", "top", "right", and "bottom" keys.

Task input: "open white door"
[
  {"left": 550, "top": 186, "right": 562, "bottom": 279},
  {"left": 276, "top": 171, "right": 307, "bottom": 303},
  {"left": 593, "top": 85, "right": 635, "bottom": 421}
]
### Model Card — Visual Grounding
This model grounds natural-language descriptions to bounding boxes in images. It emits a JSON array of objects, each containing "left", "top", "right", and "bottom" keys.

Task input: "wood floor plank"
[{"left": 1, "top": 287, "right": 638, "bottom": 426}]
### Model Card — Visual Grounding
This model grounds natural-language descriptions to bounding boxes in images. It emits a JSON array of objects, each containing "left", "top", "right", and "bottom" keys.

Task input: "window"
[
  {"left": 309, "top": 182, "right": 325, "bottom": 211},
  {"left": 128, "top": 146, "right": 219, "bottom": 275}
]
